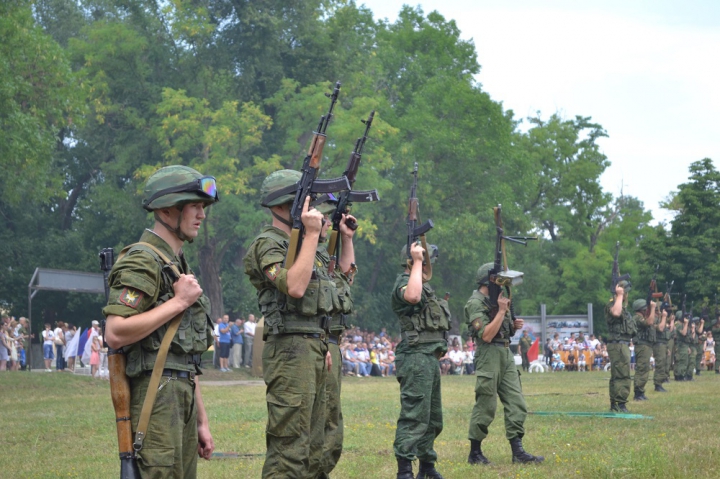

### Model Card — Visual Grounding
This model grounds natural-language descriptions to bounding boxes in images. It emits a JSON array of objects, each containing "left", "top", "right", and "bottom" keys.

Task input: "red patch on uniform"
[
  {"left": 119, "top": 287, "right": 143, "bottom": 309},
  {"left": 264, "top": 264, "right": 280, "bottom": 281}
]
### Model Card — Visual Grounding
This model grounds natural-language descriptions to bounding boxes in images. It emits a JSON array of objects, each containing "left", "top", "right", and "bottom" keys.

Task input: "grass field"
[{"left": 1, "top": 368, "right": 719, "bottom": 478}]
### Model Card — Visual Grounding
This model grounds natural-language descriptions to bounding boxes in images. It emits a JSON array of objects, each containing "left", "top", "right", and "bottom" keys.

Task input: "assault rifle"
[
  {"left": 610, "top": 241, "right": 631, "bottom": 295},
  {"left": 646, "top": 264, "right": 663, "bottom": 310},
  {"left": 661, "top": 281, "right": 675, "bottom": 314},
  {"left": 100, "top": 248, "right": 140, "bottom": 479},
  {"left": 487, "top": 205, "right": 537, "bottom": 322},
  {"left": 406, "top": 162, "right": 434, "bottom": 280},
  {"left": 285, "top": 82, "right": 351, "bottom": 268},
  {"left": 326, "top": 110, "right": 380, "bottom": 275}
]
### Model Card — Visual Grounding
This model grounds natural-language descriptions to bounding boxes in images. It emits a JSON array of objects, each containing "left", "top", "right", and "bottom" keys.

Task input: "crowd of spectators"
[
  {"left": 544, "top": 332, "right": 610, "bottom": 372},
  {"left": 212, "top": 314, "right": 257, "bottom": 372}
]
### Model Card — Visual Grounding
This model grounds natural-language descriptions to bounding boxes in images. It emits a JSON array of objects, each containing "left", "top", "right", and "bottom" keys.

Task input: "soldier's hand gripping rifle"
[
  {"left": 284, "top": 82, "right": 351, "bottom": 268},
  {"left": 610, "top": 241, "right": 631, "bottom": 295},
  {"left": 646, "top": 264, "right": 663, "bottom": 310},
  {"left": 487, "top": 205, "right": 537, "bottom": 321},
  {"left": 406, "top": 162, "right": 434, "bottom": 281},
  {"left": 326, "top": 110, "right": 380, "bottom": 275},
  {"left": 661, "top": 281, "right": 675, "bottom": 314},
  {"left": 100, "top": 248, "right": 140, "bottom": 479}
]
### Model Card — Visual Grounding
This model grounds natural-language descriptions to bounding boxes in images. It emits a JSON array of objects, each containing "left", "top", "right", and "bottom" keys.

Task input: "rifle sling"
[{"left": 118, "top": 242, "right": 186, "bottom": 453}]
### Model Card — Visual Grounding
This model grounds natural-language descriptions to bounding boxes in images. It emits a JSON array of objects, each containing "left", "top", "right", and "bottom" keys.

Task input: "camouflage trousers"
[
  {"left": 469, "top": 344, "right": 527, "bottom": 442},
  {"left": 318, "top": 342, "right": 343, "bottom": 478},
  {"left": 394, "top": 350, "right": 443, "bottom": 463},
  {"left": 607, "top": 342, "right": 631, "bottom": 404},
  {"left": 689, "top": 344, "right": 699, "bottom": 377},
  {"left": 667, "top": 338, "right": 675, "bottom": 375},
  {"left": 633, "top": 343, "right": 653, "bottom": 396},
  {"left": 652, "top": 342, "right": 668, "bottom": 385},
  {"left": 262, "top": 334, "right": 328, "bottom": 479},
  {"left": 674, "top": 343, "right": 690, "bottom": 378},
  {"left": 130, "top": 373, "right": 198, "bottom": 479},
  {"left": 693, "top": 344, "right": 703, "bottom": 372}
]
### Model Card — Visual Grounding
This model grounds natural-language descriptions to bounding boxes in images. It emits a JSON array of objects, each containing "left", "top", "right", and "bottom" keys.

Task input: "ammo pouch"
[{"left": 400, "top": 285, "right": 451, "bottom": 346}]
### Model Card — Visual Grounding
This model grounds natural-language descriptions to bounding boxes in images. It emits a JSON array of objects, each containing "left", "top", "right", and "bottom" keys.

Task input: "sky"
[{"left": 359, "top": 0, "right": 720, "bottom": 224}]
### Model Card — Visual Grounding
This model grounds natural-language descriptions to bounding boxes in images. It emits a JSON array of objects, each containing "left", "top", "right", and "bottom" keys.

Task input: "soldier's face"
[{"left": 179, "top": 202, "right": 207, "bottom": 239}]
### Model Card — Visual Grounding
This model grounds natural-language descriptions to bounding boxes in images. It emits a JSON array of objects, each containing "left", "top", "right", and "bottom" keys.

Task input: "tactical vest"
[
  {"left": 254, "top": 229, "right": 349, "bottom": 339},
  {"left": 635, "top": 314, "right": 655, "bottom": 344},
  {"left": 397, "top": 282, "right": 451, "bottom": 344},
  {"left": 119, "top": 244, "right": 214, "bottom": 378},
  {"left": 676, "top": 323, "right": 694, "bottom": 344},
  {"left": 605, "top": 303, "right": 637, "bottom": 341},
  {"left": 656, "top": 322, "right": 672, "bottom": 342}
]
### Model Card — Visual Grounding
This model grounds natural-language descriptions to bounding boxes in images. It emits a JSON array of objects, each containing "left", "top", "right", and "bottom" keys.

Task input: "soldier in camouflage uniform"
[
  {"left": 314, "top": 198, "right": 357, "bottom": 479},
  {"left": 465, "top": 263, "right": 544, "bottom": 466},
  {"left": 391, "top": 242, "right": 450, "bottom": 479},
  {"left": 104, "top": 165, "right": 217, "bottom": 478},
  {"left": 667, "top": 314, "right": 676, "bottom": 379},
  {"left": 652, "top": 305, "right": 671, "bottom": 392},
  {"left": 632, "top": 299, "right": 657, "bottom": 401},
  {"left": 243, "top": 170, "right": 353, "bottom": 479},
  {"left": 686, "top": 318, "right": 703, "bottom": 379},
  {"left": 519, "top": 330, "right": 532, "bottom": 372},
  {"left": 692, "top": 318, "right": 705, "bottom": 375},
  {"left": 674, "top": 314, "right": 691, "bottom": 381},
  {"left": 604, "top": 281, "right": 636, "bottom": 412}
]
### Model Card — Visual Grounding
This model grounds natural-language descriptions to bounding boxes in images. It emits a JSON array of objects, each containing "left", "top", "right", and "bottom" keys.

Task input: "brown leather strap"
[{"left": 120, "top": 242, "right": 186, "bottom": 453}]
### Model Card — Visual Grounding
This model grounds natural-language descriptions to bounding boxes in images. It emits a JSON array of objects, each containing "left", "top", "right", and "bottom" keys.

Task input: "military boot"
[
  {"left": 654, "top": 384, "right": 667, "bottom": 392},
  {"left": 633, "top": 391, "right": 648, "bottom": 401},
  {"left": 696, "top": 370, "right": 701, "bottom": 376},
  {"left": 396, "top": 458, "right": 414, "bottom": 479},
  {"left": 416, "top": 462, "right": 444, "bottom": 479},
  {"left": 674, "top": 375, "right": 684, "bottom": 381},
  {"left": 509, "top": 438, "right": 544, "bottom": 464},
  {"left": 610, "top": 401, "right": 619, "bottom": 412},
  {"left": 468, "top": 439, "right": 491, "bottom": 465},
  {"left": 685, "top": 374, "right": 693, "bottom": 381},
  {"left": 616, "top": 403, "right": 630, "bottom": 413}
]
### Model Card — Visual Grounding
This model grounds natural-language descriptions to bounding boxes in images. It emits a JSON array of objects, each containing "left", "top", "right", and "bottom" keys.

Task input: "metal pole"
[{"left": 588, "top": 303, "right": 594, "bottom": 336}]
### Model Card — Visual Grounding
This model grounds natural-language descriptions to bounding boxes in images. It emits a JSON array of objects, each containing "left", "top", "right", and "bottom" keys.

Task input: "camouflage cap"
[
  {"left": 632, "top": 299, "right": 647, "bottom": 312},
  {"left": 143, "top": 165, "right": 218, "bottom": 211},
  {"left": 476, "top": 262, "right": 494, "bottom": 286},
  {"left": 261, "top": 170, "right": 301, "bottom": 207},
  {"left": 401, "top": 243, "right": 439, "bottom": 267}
]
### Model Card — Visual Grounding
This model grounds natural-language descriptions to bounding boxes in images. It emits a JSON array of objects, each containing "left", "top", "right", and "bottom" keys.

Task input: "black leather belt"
[
  {"left": 656, "top": 340, "right": 668, "bottom": 344},
  {"left": 271, "top": 332, "right": 327, "bottom": 341},
  {"left": 144, "top": 369, "right": 194, "bottom": 379},
  {"left": 328, "top": 334, "right": 340, "bottom": 345},
  {"left": 491, "top": 340, "right": 510, "bottom": 348}
]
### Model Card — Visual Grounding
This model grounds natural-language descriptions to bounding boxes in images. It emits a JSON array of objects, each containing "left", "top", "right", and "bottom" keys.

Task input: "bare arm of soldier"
[
  {"left": 403, "top": 243, "right": 425, "bottom": 304},
  {"left": 656, "top": 308, "right": 667, "bottom": 331},
  {"left": 286, "top": 198, "right": 323, "bottom": 298},
  {"left": 105, "top": 274, "right": 202, "bottom": 349},
  {"left": 609, "top": 284, "right": 625, "bottom": 317},
  {"left": 644, "top": 301, "right": 656, "bottom": 326},
  {"left": 337, "top": 213, "right": 357, "bottom": 274},
  {"left": 195, "top": 378, "right": 214, "bottom": 460},
  {"left": 481, "top": 292, "right": 510, "bottom": 343}
]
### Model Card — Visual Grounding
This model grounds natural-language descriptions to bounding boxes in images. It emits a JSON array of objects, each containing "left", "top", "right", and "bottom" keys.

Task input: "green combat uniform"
[
  {"left": 243, "top": 170, "right": 348, "bottom": 479},
  {"left": 653, "top": 314, "right": 671, "bottom": 388},
  {"left": 316, "top": 204, "right": 355, "bottom": 478},
  {"left": 674, "top": 319, "right": 692, "bottom": 381},
  {"left": 667, "top": 319, "right": 676, "bottom": 377},
  {"left": 519, "top": 333, "right": 532, "bottom": 372},
  {"left": 604, "top": 294, "right": 637, "bottom": 410},
  {"left": 687, "top": 322, "right": 700, "bottom": 379},
  {"left": 102, "top": 166, "right": 218, "bottom": 479},
  {"left": 391, "top": 265, "right": 450, "bottom": 473},
  {"left": 465, "top": 262, "right": 543, "bottom": 466},
  {"left": 632, "top": 300, "right": 653, "bottom": 400}
]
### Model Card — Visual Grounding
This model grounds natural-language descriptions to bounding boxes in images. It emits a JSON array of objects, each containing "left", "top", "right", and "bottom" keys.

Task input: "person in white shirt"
[
  {"left": 243, "top": 314, "right": 256, "bottom": 368},
  {"left": 42, "top": 323, "right": 55, "bottom": 372},
  {"left": 54, "top": 322, "right": 66, "bottom": 371},
  {"left": 448, "top": 344, "right": 464, "bottom": 374}
]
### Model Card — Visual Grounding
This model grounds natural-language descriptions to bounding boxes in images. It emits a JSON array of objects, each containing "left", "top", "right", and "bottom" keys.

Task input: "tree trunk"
[{"left": 198, "top": 242, "right": 224, "bottom": 319}]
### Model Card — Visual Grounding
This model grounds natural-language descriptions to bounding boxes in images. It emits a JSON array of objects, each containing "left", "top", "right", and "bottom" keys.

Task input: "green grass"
[{"left": 2, "top": 369, "right": 719, "bottom": 478}]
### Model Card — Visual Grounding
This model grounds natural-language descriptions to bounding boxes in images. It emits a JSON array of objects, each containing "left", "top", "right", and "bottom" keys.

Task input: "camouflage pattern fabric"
[
  {"left": 652, "top": 342, "right": 668, "bottom": 385},
  {"left": 130, "top": 374, "right": 198, "bottom": 479},
  {"left": 465, "top": 290, "right": 527, "bottom": 441},
  {"left": 633, "top": 343, "right": 653, "bottom": 396},
  {"left": 607, "top": 343, "right": 631, "bottom": 404},
  {"left": 319, "top": 342, "right": 344, "bottom": 478}
]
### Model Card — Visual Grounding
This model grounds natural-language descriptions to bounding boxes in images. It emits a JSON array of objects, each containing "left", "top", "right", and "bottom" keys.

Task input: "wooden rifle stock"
[
  {"left": 108, "top": 349, "right": 140, "bottom": 478},
  {"left": 285, "top": 228, "right": 302, "bottom": 269},
  {"left": 327, "top": 230, "right": 339, "bottom": 275}
]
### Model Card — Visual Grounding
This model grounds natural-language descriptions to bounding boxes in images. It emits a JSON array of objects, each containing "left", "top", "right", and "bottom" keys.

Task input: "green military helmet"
[
  {"left": 617, "top": 279, "right": 632, "bottom": 292},
  {"left": 312, "top": 193, "right": 339, "bottom": 216},
  {"left": 142, "top": 165, "right": 219, "bottom": 211},
  {"left": 401, "top": 242, "right": 439, "bottom": 267},
  {"left": 632, "top": 299, "right": 647, "bottom": 312},
  {"left": 261, "top": 169, "right": 302, "bottom": 207},
  {"left": 476, "top": 263, "right": 494, "bottom": 286}
]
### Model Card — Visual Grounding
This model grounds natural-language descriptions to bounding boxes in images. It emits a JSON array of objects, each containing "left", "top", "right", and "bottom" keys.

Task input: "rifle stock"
[{"left": 100, "top": 248, "right": 140, "bottom": 479}]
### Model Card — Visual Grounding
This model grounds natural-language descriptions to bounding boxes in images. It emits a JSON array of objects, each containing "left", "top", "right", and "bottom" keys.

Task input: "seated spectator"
[
  {"left": 370, "top": 345, "right": 383, "bottom": 377},
  {"left": 342, "top": 344, "right": 359, "bottom": 376},
  {"left": 383, "top": 347, "right": 396, "bottom": 376},
  {"left": 566, "top": 349, "right": 577, "bottom": 371},
  {"left": 355, "top": 343, "right": 371, "bottom": 377},
  {"left": 578, "top": 350, "right": 587, "bottom": 371},
  {"left": 463, "top": 345, "right": 475, "bottom": 375},
  {"left": 439, "top": 351, "right": 452, "bottom": 375},
  {"left": 449, "top": 344, "right": 464, "bottom": 375},
  {"left": 551, "top": 349, "right": 565, "bottom": 371}
]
